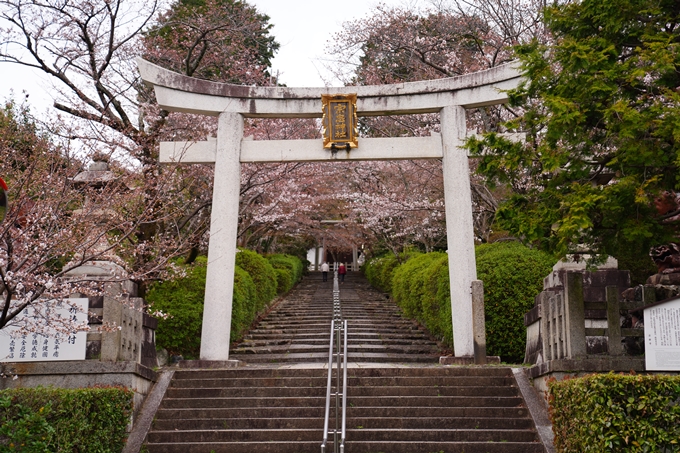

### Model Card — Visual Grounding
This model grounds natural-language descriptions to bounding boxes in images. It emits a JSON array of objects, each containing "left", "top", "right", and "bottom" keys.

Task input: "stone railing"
[
  {"left": 84, "top": 280, "right": 157, "bottom": 369},
  {"left": 523, "top": 263, "right": 648, "bottom": 392}
]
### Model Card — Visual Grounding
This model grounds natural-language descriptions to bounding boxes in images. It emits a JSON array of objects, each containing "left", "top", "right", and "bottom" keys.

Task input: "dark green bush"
[
  {"left": 231, "top": 266, "right": 257, "bottom": 339},
  {"left": 235, "top": 249, "right": 277, "bottom": 312},
  {"left": 391, "top": 252, "right": 453, "bottom": 344},
  {"left": 363, "top": 251, "right": 418, "bottom": 293},
  {"left": 0, "top": 386, "right": 132, "bottom": 452},
  {"left": 475, "top": 241, "right": 554, "bottom": 362},
  {"left": 147, "top": 252, "right": 275, "bottom": 357},
  {"left": 365, "top": 242, "right": 554, "bottom": 363},
  {"left": 146, "top": 257, "right": 207, "bottom": 358},
  {"left": 267, "top": 254, "right": 303, "bottom": 294},
  {"left": 550, "top": 374, "right": 680, "bottom": 452}
]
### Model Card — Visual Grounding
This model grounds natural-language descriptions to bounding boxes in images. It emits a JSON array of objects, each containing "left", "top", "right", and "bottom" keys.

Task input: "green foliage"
[
  {"left": 146, "top": 257, "right": 207, "bottom": 358},
  {"left": 470, "top": 0, "right": 680, "bottom": 267},
  {"left": 231, "top": 266, "right": 257, "bottom": 339},
  {"left": 235, "top": 249, "right": 277, "bottom": 312},
  {"left": 147, "top": 251, "right": 284, "bottom": 357},
  {"left": 365, "top": 243, "right": 554, "bottom": 362},
  {"left": 476, "top": 242, "right": 555, "bottom": 363},
  {"left": 550, "top": 374, "right": 680, "bottom": 452},
  {"left": 363, "top": 250, "right": 419, "bottom": 293},
  {"left": 0, "top": 386, "right": 132, "bottom": 452},
  {"left": 267, "top": 254, "right": 303, "bottom": 294},
  {"left": 391, "top": 252, "right": 452, "bottom": 344}
]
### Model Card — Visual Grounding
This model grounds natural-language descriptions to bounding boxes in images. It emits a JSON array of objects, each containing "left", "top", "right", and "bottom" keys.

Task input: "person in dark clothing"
[{"left": 338, "top": 263, "right": 346, "bottom": 283}]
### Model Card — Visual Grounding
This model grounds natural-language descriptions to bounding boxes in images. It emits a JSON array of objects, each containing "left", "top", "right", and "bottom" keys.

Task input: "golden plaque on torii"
[{"left": 322, "top": 94, "right": 358, "bottom": 150}]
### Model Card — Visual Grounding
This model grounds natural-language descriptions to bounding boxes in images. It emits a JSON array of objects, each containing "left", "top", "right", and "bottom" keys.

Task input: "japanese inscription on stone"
[
  {"left": 0, "top": 298, "right": 88, "bottom": 362},
  {"left": 644, "top": 298, "right": 680, "bottom": 371},
  {"left": 322, "top": 94, "right": 358, "bottom": 149}
]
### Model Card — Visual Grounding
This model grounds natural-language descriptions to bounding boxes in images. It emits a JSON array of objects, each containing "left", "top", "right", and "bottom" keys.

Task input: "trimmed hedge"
[
  {"left": 147, "top": 251, "right": 302, "bottom": 358},
  {"left": 235, "top": 249, "right": 277, "bottom": 313},
  {"left": 146, "top": 257, "right": 207, "bottom": 358},
  {"left": 0, "top": 386, "right": 132, "bottom": 452},
  {"left": 549, "top": 374, "right": 680, "bottom": 452},
  {"left": 363, "top": 242, "right": 555, "bottom": 362},
  {"left": 391, "top": 252, "right": 452, "bottom": 344},
  {"left": 363, "top": 250, "right": 419, "bottom": 293},
  {"left": 475, "top": 241, "right": 554, "bottom": 363},
  {"left": 267, "top": 254, "right": 304, "bottom": 294}
]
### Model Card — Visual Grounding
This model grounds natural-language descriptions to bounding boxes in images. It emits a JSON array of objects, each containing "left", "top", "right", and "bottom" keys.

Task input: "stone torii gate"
[{"left": 137, "top": 58, "right": 522, "bottom": 361}]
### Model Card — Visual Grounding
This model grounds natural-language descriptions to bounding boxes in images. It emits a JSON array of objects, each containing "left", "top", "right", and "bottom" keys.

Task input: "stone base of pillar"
[
  {"left": 178, "top": 360, "right": 243, "bottom": 369},
  {"left": 439, "top": 355, "right": 501, "bottom": 365}
]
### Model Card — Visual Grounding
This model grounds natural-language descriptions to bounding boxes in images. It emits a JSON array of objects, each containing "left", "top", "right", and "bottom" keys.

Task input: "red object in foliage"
[{"left": 0, "top": 177, "right": 7, "bottom": 191}]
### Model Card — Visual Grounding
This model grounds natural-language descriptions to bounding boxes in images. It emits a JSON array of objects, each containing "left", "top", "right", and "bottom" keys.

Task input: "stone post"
[
  {"left": 606, "top": 285, "right": 623, "bottom": 355},
  {"left": 200, "top": 112, "right": 243, "bottom": 361},
  {"left": 471, "top": 280, "right": 486, "bottom": 364},
  {"left": 565, "top": 272, "right": 586, "bottom": 358},
  {"left": 441, "top": 105, "right": 476, "bottom": 357}
]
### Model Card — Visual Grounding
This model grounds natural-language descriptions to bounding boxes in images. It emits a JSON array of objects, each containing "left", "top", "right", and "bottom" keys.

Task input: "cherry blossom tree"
[{"left": 0, "top": 100, "right": 202, "bottom": 334}]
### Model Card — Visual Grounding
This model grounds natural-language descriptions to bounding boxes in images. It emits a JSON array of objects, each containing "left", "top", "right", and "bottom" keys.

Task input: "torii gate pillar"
[
  {"left": 441, "top": 106, "right": 477, "bottom": 355},
  {"left": 201, "top": 113, "right": 243, "bottom": 360},
  {"left": 137, "top": 57, "right": 522, "bottom": 360}
]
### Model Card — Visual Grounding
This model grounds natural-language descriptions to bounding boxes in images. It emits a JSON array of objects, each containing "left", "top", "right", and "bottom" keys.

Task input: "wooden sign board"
[{"left": 322, "top": 94, "right": 358, "bottom": 149}]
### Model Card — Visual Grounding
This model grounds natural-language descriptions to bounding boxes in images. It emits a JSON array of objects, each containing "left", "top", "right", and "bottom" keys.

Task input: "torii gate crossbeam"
[{"left": 137, "top": 58, "right": 522, "bottom": 361}]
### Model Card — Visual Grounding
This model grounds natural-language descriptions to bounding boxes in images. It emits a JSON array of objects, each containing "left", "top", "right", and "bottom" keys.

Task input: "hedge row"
[
  {"left": 363, "top": 242, "right": 555, "bottom": 362},
  {"left": 0, "top": 386, "right": 132, "bottom": 452},
  {"left": 146, "top": 252, "right": 303, "bottom": 358},
  {"left": 549, "top": 374, "right": 680, "bottom": 452}
]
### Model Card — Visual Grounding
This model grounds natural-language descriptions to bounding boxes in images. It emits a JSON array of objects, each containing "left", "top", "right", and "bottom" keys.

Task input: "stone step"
[
  {"left": 152, "top": 415, "right": 535, "bottom": 431},
  {"left": 228, "top": 352, "right": 441, "bottom": 363},
  {"left": 159, "top": 394, "right": 523, "bottom": 409},
  {"left": 168, "top": 375, "right": 516, "bottom": 388},
  {"left": 147, "top": 427, "right": 539, "bottom": 443},
  {"left": 165, "top": 384, "right": 517, "bottom": 399},
  {"left": 171, "top": 366, "right": 515, "bottom": 380},
  {"left": 232, "top": 343, "right": 440, "bottom": 355},
  {"left": 153, "top": 405, "right": 531, "bottom": 422},
  {"left": 145, "top": 441, "right": 545, "bottom": 453}
]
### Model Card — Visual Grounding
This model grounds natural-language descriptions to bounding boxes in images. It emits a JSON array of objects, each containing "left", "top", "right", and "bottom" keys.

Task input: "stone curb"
[
  {"left": 122, "top": 369, "right": 174, "bottom": 453},
  {"left": 512, "top": 367, "right": 555, "bottom": 453}
]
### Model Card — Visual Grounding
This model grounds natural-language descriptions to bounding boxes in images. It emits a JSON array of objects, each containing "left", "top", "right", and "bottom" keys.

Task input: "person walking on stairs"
[
  {"left": 338, "top": 262, "right": 346, "bottom": 283},
  {"left": 321, "top": 261, "right": 329, "bottom": 282}
]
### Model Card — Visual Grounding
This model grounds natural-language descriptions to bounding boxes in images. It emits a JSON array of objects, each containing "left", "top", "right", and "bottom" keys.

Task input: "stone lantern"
[{"left": 63, "top": 155, "right": 157, "bottom": 368}]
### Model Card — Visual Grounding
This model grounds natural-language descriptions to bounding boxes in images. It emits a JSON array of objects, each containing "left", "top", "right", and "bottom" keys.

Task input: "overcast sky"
[{"left": 0, "top": 0, "right": 413, "bottom": 113}]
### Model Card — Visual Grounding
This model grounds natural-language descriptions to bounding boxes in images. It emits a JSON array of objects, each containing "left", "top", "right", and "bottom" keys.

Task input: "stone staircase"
[
  {"left": 144, "top": 365, "right": 544, "bottom": 452},
  {"left": 143, "top": 272, "right": 548, "bottom": 453},
  {"left": 229, "top": 272, "right": 443, "bottom": 363}
]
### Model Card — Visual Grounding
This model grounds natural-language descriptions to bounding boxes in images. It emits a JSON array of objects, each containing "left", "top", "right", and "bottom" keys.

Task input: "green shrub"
[
  {"left": 231, "top": 266, "right": 257, "bottom": 339},
  {"left": 235, "top": 249, "right": 277, "bottom": 312},
  {"left": 363, "top": 251, "right": 418, "bottom": 293},
  {"left": 476, "top": 241, "right": 554, "bottom": 363},
  {"left": 146, "top": 258, "right": 207, "bottom": 358},
  {"left": 267, "top": 254, "right": 303, "bottom": 294},
  {"left": 550, "top": 374, "right": 680, "bottom": 452},
  {"left": 147, "top": 252, "right": 274, "bottom": 357},
  {"left": 365, "top": 242, "right": 554, "bottom": 362},
  {"left": 391, "top": 252, "right": 452, "bottom": 343},
  {"left": 0, "top": 386, "right": 132, "bottom": 452}
]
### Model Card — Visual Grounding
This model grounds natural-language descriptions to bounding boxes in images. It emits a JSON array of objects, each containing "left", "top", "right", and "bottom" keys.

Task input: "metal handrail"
[
  {"left": 321, "top": 320, "right": 335, "bottom": 453},
  {"left": 321, "top": 275, "right": 348, "bottom": 453}
]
